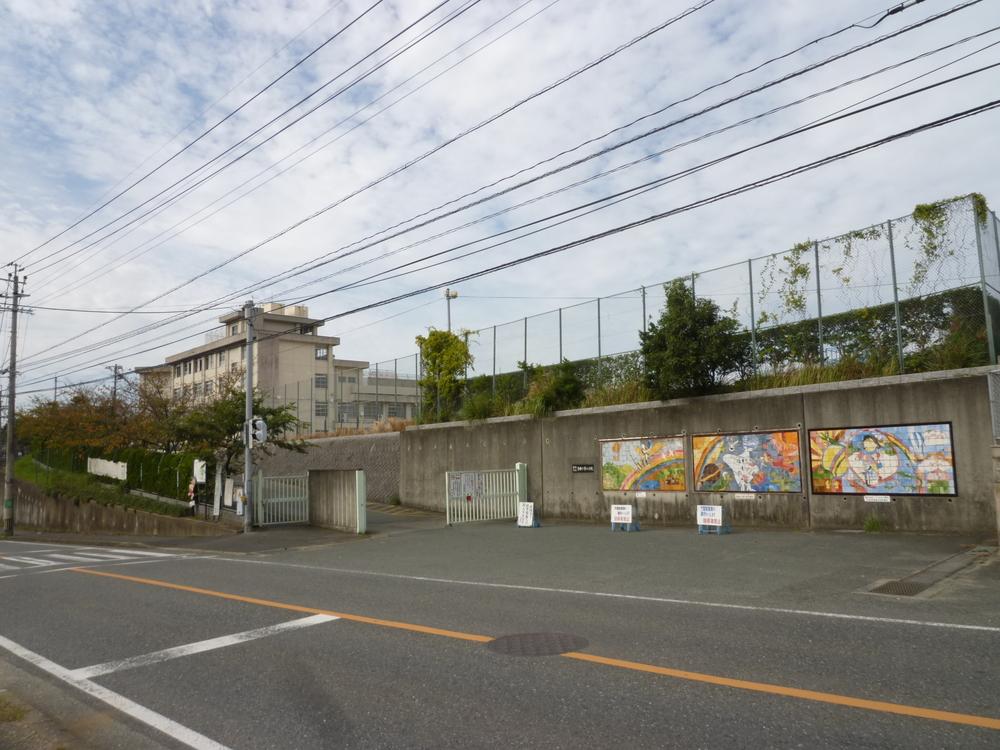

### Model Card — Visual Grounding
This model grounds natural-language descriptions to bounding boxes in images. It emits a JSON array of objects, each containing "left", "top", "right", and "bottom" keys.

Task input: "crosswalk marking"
[
  {"left": 47, "top": 553, "right": 115, "bottom": 563},
  {"left": 0, "top": 545, "right": 183, "bottom": 575},
  {"left": 2, "top": 556, "right": 60, "bottom": 567}
]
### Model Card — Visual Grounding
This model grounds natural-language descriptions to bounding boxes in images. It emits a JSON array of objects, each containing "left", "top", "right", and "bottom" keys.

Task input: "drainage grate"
[
  {"left": 487, "top": 632, "right": 588, "bottom": 657},
  {"left": 869, "top": 580, "right": 931, "bottom": 597}
]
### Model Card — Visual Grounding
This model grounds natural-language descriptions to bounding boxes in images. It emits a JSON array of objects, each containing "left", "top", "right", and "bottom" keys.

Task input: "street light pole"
[{"left": 444, "top": 288, "right": 458, "bottom": 332}]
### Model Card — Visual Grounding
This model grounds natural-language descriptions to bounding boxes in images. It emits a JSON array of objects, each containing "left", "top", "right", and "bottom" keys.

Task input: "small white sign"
[
  {"left": 864, "top": 494, "right": 892, "bottom": 503},
  {"left": 734, "top": 492, "right": 755, "bottom": 500},
  {"left": 223, "top": 478, "right": 235, "bottom": 508},
  {"left": 236, "top": 499, "right": 244, "bottom": 516},
  {"left": 697, "top": 504, "right": 723, "bottom": 526},
  {"left": 517, "top": 502, "right": 535, "bottom": 527},
  {"left": 193, "top": 460, "right": 207, "bottom": 484},
  {"left": 611, "top": 504, "right": 633, "bottom": 524},
  {"left": 636, "top": 491, "right": 648, "bottom": 499}
]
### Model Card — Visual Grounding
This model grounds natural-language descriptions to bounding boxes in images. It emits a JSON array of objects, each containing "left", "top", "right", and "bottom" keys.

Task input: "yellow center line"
[
  {"left": 71, "top": 567, "right": 491, "bottom": 643},
  {"left": 70, "top": 567, "right": 1000, "bottom": 731}
]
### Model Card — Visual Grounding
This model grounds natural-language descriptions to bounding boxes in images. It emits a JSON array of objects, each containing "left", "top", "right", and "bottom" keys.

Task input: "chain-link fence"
[
  {"left": 336, "top": 196, "right": 1000, "bottom": 423},
  {"left": 263, "top": 356, "right": 422, "bottom": 436}
]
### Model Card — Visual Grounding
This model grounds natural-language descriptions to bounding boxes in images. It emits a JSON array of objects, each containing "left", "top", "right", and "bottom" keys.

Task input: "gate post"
[
  {"left": 515, "top": 462, "right": 528, "bottom": 505},
  {"left": 355, "top": 470, "right": 367, "bottom": 535}
]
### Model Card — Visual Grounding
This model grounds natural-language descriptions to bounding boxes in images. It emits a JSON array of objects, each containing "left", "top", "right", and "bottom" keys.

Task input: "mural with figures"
[
  {"left": 692, "top": 431, "right": 802, "bottom": 493},
  {"left": 600, "top": 437, "right": 686, "bottom": 492},
  {"left": 809, "top": 423, "right": 956, "bottom": 495}
]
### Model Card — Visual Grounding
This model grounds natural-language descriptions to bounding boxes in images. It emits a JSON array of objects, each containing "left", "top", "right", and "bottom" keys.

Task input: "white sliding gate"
[
  {"left": 445, "top": 463, "right": 527, "bottom": 526},
  {"left": 255, "top": 473, "right": 309, "bottom": 526}
]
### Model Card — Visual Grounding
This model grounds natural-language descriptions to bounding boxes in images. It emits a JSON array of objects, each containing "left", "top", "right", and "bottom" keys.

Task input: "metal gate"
[
  {"left": 445, "top": 463, "right": 527, "bottom": 526},
  {"left": 255, "top": 473, "right": 309, "bottom": 526}
]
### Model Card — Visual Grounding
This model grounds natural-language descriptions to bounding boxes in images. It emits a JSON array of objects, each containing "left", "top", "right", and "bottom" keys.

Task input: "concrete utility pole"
[
  {"left": 3, "top": 268, "right": 26, "bottom": 536},
  {"left": 243, "top": 300, "right": 255, "bottom": 533},
  {"left": 107, "top": 364, "right": 123, "bottom": 414},
  {"left": 444, "top": 288, "right": 458, "bottom": 332}
]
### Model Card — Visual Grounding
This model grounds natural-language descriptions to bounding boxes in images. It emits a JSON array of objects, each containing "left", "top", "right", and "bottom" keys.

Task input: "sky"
[{"left": 1, "top": 0, "right": 998, "bottom": 397}]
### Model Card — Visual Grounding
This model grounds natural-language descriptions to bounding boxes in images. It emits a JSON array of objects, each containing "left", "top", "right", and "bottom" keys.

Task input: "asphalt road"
[{"left": 0, "top": 523, "right": 998, "bottom": 749}]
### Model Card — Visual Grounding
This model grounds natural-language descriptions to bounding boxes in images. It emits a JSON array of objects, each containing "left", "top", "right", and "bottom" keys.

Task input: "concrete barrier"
[
  {"left": 13, "top": 481, "right": 234, "bottom": 537},
  {"left": 400, "top": 367, "right": 998, "bottom": 534}
]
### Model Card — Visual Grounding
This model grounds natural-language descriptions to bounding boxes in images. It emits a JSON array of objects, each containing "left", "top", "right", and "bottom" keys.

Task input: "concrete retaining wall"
[
  {"left": 400, "top": 367, "right": 998, "bottom": 534},
  {"left": 257, "top": 433, "right": 399, "bottom": 503},
  {"left": 14, "top": 481, "right": 234, "bottom": 537}
]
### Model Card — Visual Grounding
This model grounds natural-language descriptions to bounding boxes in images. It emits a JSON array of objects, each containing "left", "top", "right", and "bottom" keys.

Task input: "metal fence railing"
[{"left": 391, "top": 196, "right": 999, "bottom": 419}]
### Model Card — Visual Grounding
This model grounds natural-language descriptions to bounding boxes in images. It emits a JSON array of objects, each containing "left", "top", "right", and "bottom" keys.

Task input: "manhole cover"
[
  {"left": 486, "top": 633, "right": 588, "bottom": 657},
  {"left": 869, "top": 580, "right": 930, "bottom": 597}
]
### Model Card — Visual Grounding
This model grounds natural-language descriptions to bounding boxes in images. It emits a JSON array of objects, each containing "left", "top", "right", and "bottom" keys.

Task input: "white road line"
[
  {"left": 70, "top": 614, "right": 338, "bottom": 679},
  {"left": 47, "top": 553, "right": 113, "bottom": 563},
  {"left": 87, "top": 548, "right": 176, "bottom": 557},
  {"left": 0, "top": 556, "right": 58, "bottom": 567},
  {"left": 213, "top": 557, "right": 1000, "bottom": 634},
  {"left": 0, "top": 634, "right": 231, "bottom": 750}
]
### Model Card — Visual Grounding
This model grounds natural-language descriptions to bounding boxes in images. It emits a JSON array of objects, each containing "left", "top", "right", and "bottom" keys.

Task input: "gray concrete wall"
[
  {"left": 14, "top": 482, "right": 233, "bottom": 537},
  {"left": 401, "top": 416, "right": 543, "bottom": 512},
  {"left": 399, "top": 367, "right": 998, "bottom": 534},
  {"left": 257, "top": 432, "right": 399, "bottom": 503},
  {"left": 308, "top": 470, "right": 362, "bottom": 533}
]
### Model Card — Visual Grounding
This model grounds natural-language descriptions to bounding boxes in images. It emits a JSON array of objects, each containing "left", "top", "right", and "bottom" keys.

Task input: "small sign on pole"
[
  {"left": 193, "top": 460, "right": 207, "bottom": 484},
  {"left": 611, "top": 504, "right": 639, "bottom": 532},
  {"left": 697, "top": 504, "right": 731, "bottom": 535},
  {"left": 517, "top": 502, "right": 539, "bottom": 528}
]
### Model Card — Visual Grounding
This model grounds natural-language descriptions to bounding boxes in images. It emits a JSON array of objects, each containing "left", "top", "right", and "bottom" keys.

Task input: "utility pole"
[
  {"left": 444, "top": 288, "right": 458, "bottom": 332},
  {"left": 53, "top": 376, "right": 58, "bottom": 403},
  {"left": 243, "top": 300, "right": 255, "bottom": 533},
  {"left": 107, "top": 364, "right": 123, "bottom": 414},
  {"left": 3, "top": 267, "right": 26, "bottom": 536}
]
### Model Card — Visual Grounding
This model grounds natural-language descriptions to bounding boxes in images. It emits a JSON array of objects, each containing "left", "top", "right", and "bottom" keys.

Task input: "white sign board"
[
  {"left": 223, "top": 478, "right": 235, "bottom": 508},
  {"left": 86, "top": 457, "right": 128, "bottom": 482},
  {"left": 733, "top": 492, "right": 755, "bottom": 501},
  {"left": 697, "top": 505, "right": 723, "bottom": 526},
  {"left": 461, "top": 473, "right": 481, "bottom": 498},
  {"left": 610, "top": 504, "right": 633, "bottom": 524},
  {"left": 864, "top": 494, "right": 892, "bottom": 503},
  {"left": 193, "top": 460, "right": 207, "bottom": 484},
  {"left": 517, "top": 502, "right": 535, "bottom": 528}
]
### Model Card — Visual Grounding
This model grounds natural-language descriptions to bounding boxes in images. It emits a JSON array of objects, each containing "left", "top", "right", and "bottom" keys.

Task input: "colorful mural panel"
[
  {"left": 600, "top": 437, "right": 686, "bottom": 492},
  {"left": 808, "top": 423, "right": 956, "bottom": 495},
  {"left": 692, "top": 431, "right": 802, "bottom": 493}
]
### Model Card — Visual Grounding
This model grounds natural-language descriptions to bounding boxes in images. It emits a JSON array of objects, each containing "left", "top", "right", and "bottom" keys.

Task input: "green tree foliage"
[
  {"left": 640, "top": 279, "right": 751, "bottom": 399},
  {"left": 416, "top": 329, "right": 473, "bottom": 421},
  {"left": 177, "top": 372, "right": 302, "bottom": 474}
]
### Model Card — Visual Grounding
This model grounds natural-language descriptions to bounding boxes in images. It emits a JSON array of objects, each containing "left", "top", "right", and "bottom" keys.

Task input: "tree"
[
  {"left": 640, "top": 279, "right": 751, "bottom": 399},
  {"left": 177, "top": 372, "right": 302, "bottom": 474},
  {"left": 118, "top": 372, "right": 193, "bottom": 452},
  {"left": 415, "top": 328, "right": 473, "bottom": 422}
]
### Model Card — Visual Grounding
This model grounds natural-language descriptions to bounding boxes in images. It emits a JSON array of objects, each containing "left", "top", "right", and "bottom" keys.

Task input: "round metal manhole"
[{"left": 486, "top": 632, "right": 588, "bottom": 657}]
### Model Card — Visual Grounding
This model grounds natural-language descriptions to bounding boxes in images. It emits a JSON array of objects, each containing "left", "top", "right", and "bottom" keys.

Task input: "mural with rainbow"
[
  {"left": 600, "top": 437, "right": 686, "bottom": 492},
  {"left": 809, "top": 423, "right": 956, "bottom": 495}
]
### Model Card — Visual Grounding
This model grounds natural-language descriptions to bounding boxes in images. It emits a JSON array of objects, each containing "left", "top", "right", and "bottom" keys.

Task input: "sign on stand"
[
  {"left": 697, "top": 504, "right": 731, "bottom": 535},
  {"left": 193, "top": 460, "right": 207, "bottom": 484},
  {"left": 517, "top": 502, "right": 539, "bottom": 528},
  {"left": 611, "top": 504, "right": 639, "bottom": 532}
]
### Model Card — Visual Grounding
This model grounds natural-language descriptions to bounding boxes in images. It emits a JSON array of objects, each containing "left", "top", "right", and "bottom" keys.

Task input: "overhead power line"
[
  {"left": 16, "top": 78, "right": 999, "bottom": 387},
  {"left": 14, "top": 0, "right": 385, "bottom": 264},
  {"left": 19, "top": 12, "right": 992, "bottom": 376},
  {"left": 24, "top": 0, "right": 716, "bottom": 358},
  {"left": 19, "top": 96, "right": 1000, "bottom": 394},
  {"left": 31, "top": 0, "right": 558, "bottom": 303}
]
